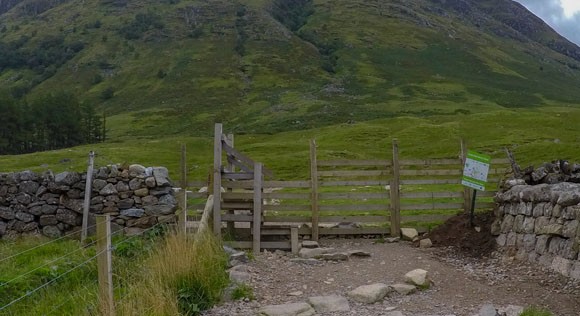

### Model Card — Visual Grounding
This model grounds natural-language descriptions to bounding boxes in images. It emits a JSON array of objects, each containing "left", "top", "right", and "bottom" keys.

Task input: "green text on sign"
[{"left": 462, "top": 150, "right": 491, "bottom": 191}]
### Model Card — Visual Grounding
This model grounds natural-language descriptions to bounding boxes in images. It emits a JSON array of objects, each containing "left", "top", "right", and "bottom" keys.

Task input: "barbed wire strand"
[
  {"left": 0, "top": 249, "right": 104, "bottom": 312},
  {"left": 0, "top": 238, "right": 99, "bottom": 288},
  {"left": 0, "top": 223, "right": 100, "bottom": 264},
  {"left": 42, "top": 279, "right": 99, "bottom": 316},
  {"left": 0, "top": 225, "right": 128, "bottom": 288}
]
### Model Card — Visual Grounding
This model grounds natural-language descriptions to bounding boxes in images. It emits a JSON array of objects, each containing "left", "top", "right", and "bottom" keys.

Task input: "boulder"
[
  {"left": 419, "top": 238, "right": 433, "bottom": 248},
  {"left": 538, "top": 224, "right": 563, "bottom": 236},
  {"left": 128, "top": 164, "right": 146, "bottom": 177},
  {"left": 99, "top": 183, "right": 118, "bottom": 196},
  {"left": 42, "top": 225, "right": 62, "bottom": 238},
  {"left": 259, "top": 303, "right": 315, "bottom": 316},
  {"left": 391, "top": 283, "right": 416, "bottom": 295},
  {"left": 153, "top": 167, "right": 171, "bottom": 187},
  {"left": 347, "top": 283, "right": 391, "bottom": 304},
  {"left": 307, "top": 295, "right": 350, "bottom": 313},
  {"left": 498, "top": 305, "right": 524, "bottom": 316},
  {"left": 479, "top": 304, "right": 499, "bottom": 316},
  {"left": 120, "top": 208, "right": 145, "bottom": 218},
  {"left": 404, "top": 269, "right": 430, "bottom": 288},
  {"left": 298, "top": 247, "right": 335, "bottom": 259},
  {"left": 400, "top": 228, "right": 418, "bottom": 241},
  {"left": 55, "top": 171, "right": 81, "bottom": 186}
]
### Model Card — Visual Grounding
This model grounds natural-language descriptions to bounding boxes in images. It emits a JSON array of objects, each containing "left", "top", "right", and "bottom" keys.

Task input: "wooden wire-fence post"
[
  {"left": 96, "top": 215, "right": 114, "bottom": 316},
  {"left": 213, "top": 123, "right": 223, "bottom": 237},
  {"left": 179, "top": 143, "right": 187, "bottom": 235},
  {"left": 390, "top": 139, "right": 401, "bottom": 238},
  {"left": 225, "top": 134, "right": 236, "bottom": 237},
  {"left": 460, "top": 139, "right": 471, "bottom": 214},
  {"left": 81, "top": 151, "right": 95, "bottom": 245},
  {"left": 309, "top": 139, "right": 319, "bottom": 241},
  {"left": 253, "top": 162, "right": 263, "bottom": 255}
]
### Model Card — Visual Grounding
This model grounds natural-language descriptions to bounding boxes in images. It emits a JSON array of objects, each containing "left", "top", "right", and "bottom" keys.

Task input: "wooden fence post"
[
  {"left": 253, "top": 163, "right": 263, "bottom": 255},
  {"left": 225, "top": 134, "right": 235, "bottom": 237},
  {"left": 390, "top": 139, "right": 401, "bottom": 238},
  {"left": 213, "top": 123, "right": 223, "bottom": 237},
  {"left": 179, "top": 144, "right": 187, "bottom": 235},
  {"left": 460, "top": 139, "right": 471, "bottom": 214},
  {"left": 96, "top": 215, "right": 114, "bottom": 316},
  {"left": 81, "top": 151, "right": 95, "bottom": 244},
  {"left": 309, "top": 139, "right": 320, "bottom": 241}
]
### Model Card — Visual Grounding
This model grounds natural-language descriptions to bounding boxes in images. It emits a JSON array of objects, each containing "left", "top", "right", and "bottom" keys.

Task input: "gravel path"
[{"left": 204, "top": 239, "right": 580, "bottom": 316}]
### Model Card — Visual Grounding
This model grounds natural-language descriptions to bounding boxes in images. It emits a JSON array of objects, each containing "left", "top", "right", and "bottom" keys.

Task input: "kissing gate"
[{"left": 179, "top": 124, "right": 511, "bottom": 254}]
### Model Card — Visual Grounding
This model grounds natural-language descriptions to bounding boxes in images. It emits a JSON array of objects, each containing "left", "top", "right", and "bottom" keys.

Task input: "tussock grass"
[
  {"left": 520, "top": 307, "right": 553, "bottom": 316},
  {"left": 117, "top": 232, "right": 229, "bottom": 316}
]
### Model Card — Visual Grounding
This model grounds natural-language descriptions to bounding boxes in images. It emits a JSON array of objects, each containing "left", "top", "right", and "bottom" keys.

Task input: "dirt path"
[{"left": 205, "top": 239, "right": 580, "bottom": 316}]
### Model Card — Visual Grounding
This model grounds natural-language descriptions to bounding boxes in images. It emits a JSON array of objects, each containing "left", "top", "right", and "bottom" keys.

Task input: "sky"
[{"left": 514, "top": 0, "right": 580, "bottom": 45}]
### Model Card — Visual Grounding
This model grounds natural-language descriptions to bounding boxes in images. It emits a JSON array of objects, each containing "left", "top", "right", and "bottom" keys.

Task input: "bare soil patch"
[
  {"left": 426, "top": 212, "right": 496, "bottom": 257},
  {"left": 205, "top": 237, "right": 580, "bottom": 316}
]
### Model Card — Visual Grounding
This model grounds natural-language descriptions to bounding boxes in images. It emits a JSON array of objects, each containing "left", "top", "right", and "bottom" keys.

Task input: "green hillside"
[{"left": 1, "top": 0, "right": 580, "bottom": 138}]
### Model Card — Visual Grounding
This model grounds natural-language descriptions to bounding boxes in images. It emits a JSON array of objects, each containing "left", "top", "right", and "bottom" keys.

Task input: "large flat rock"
[
  {"left": 307, "top": 295, "right": 350, "bottom": 313},
  {"left": 347, "top": 283, "right": 391, "bottom": 304},
  {"left": 258, "top": 302, "right": 315, "bottom": 316}
]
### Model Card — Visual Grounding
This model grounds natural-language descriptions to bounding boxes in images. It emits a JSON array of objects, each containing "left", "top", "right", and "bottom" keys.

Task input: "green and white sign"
[{"left": 462, "top": 150, "right": 491, "bottom": 191}]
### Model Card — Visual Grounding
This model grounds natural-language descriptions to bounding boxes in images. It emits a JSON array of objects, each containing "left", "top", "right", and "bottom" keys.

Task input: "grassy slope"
[
  {"left": 0, "top": 0, "right": 580, "bottom": 137},
  {"left": 0, "top": 107, "right": 577, "bottom": 181}
]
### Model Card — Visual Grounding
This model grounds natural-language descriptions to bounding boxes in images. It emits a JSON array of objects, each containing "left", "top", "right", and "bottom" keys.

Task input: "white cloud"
[{"left": 560, "top": 0, "right": 580, "bottom": 18}]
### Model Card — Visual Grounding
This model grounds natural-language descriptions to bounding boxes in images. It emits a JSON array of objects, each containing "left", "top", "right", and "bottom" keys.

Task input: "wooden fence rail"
[{"left": 178, "top": 126, "right": 512, "bottom": 250}]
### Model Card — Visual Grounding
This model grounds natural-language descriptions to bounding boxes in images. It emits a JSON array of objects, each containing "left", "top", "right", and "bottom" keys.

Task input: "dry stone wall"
[
  {"left": 493, "top": 180, "right": 580, "bottom": 279},
  {"left": 0, "top": 164, "right": 177, "bottom": 239}
]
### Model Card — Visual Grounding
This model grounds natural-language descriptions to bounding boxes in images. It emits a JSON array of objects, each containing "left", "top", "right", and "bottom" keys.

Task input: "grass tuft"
[
  {"left": 117, "top": 232, "right": 229, "bottom": 316},
  {"left": 520, "top": 307, "right": 553, "bottom": 316}
]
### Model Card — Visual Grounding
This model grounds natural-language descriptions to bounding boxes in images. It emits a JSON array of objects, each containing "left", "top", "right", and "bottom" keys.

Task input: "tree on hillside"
[{"left": 0, "top": 91, "right": 22, "bottom": 153}]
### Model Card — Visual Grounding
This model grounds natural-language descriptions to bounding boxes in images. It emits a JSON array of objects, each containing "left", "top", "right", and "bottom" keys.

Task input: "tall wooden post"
[
  {"left": 96, "top": 215, "right": 114, "bottom": 316},
  {"left": 179, "top": 144, "right": 187, "bottom": 234},
  {"left": 460, "top": 139, "right": 471, "bottom": 214},
  {"left": 225, "top": 134, "right": 235, "bottom": 236},
  {"left": 81, "top": 151, "right": 95, "bottom": 244},
  {"left": 309, "top": 139, "right": 319, "bottom": 241},
  {"left": 213, "top": 123, "right": 223, "bottom": 237},
  {"left": 253, "top": 163, "right": 263, "bottom": 255},
  {"left": 390, "top": 139, "right": 401, "bottom": 238}
]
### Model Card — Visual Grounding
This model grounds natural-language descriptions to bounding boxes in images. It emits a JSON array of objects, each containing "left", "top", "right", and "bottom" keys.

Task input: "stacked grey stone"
[
  {"left": 0, "top": 164, "right": 176, "bottom": 240},
  {"left": 494, "top": 182, "right": 580, "bottom": 279}
]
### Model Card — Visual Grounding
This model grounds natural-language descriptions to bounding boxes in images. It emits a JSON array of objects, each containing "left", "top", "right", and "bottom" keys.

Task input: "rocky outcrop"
[{"left": 0, "top": 165, "right": 176, "bottom": 239}]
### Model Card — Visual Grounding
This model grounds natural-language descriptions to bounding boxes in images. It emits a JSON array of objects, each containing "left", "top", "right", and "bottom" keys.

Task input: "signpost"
[{"left": 461, "top": 150, "right": 491, "bottom": 226}]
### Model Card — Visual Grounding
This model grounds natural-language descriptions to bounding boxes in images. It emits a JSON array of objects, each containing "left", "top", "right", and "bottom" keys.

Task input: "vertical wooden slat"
[
  {"left": 460, "top": 138, "right": 471, "bottom": 214},
  {"left": 225, "top": 134, "right": 235, "bottom": 237},
  {"left": 81, "top": 151, "right": 95, "bottom": 245},
  {"left": 96, "top": 215, "right": 114, "bottom": 316},
  {"left": 291, "top": 226, "right": 299, "bottom": 254},
  {"left": 213, "top": 123, "right": 223, "bottom": 237},
  {"left": 390, "top": 139, "right": 401, "bottom": 238},
  {"left": 253, "top": 163, "right": 263, "bottom": 255},
  {"left": 309, "top": 139, "right": 319, "bottom": 241}
]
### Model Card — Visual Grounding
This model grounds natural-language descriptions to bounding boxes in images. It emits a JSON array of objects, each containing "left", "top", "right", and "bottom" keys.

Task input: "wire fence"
[{"left": 0, "top": 217, "right": 170, "bottom": 315}]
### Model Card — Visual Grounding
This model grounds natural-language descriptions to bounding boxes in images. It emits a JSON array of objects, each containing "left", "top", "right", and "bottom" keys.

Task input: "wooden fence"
[{"left": 178, "top": 125, "right": 512, "bottom": 252}]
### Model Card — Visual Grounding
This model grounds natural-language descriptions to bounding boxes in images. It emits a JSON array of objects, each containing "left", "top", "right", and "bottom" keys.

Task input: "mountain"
[{"left": 1, "top": 0, "right": 580, "bottom": 137}]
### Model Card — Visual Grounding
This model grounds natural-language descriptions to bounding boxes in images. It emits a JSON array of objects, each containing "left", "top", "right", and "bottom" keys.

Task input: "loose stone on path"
[
  {"left": 307, "top": 295, "right": 350, "bottom": 313},
  {"left": 347, "top": 283, "right": 392, "bottom": 304},
  {"left": 258, "top": 302, "right": 315, "bottom": 316}
]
